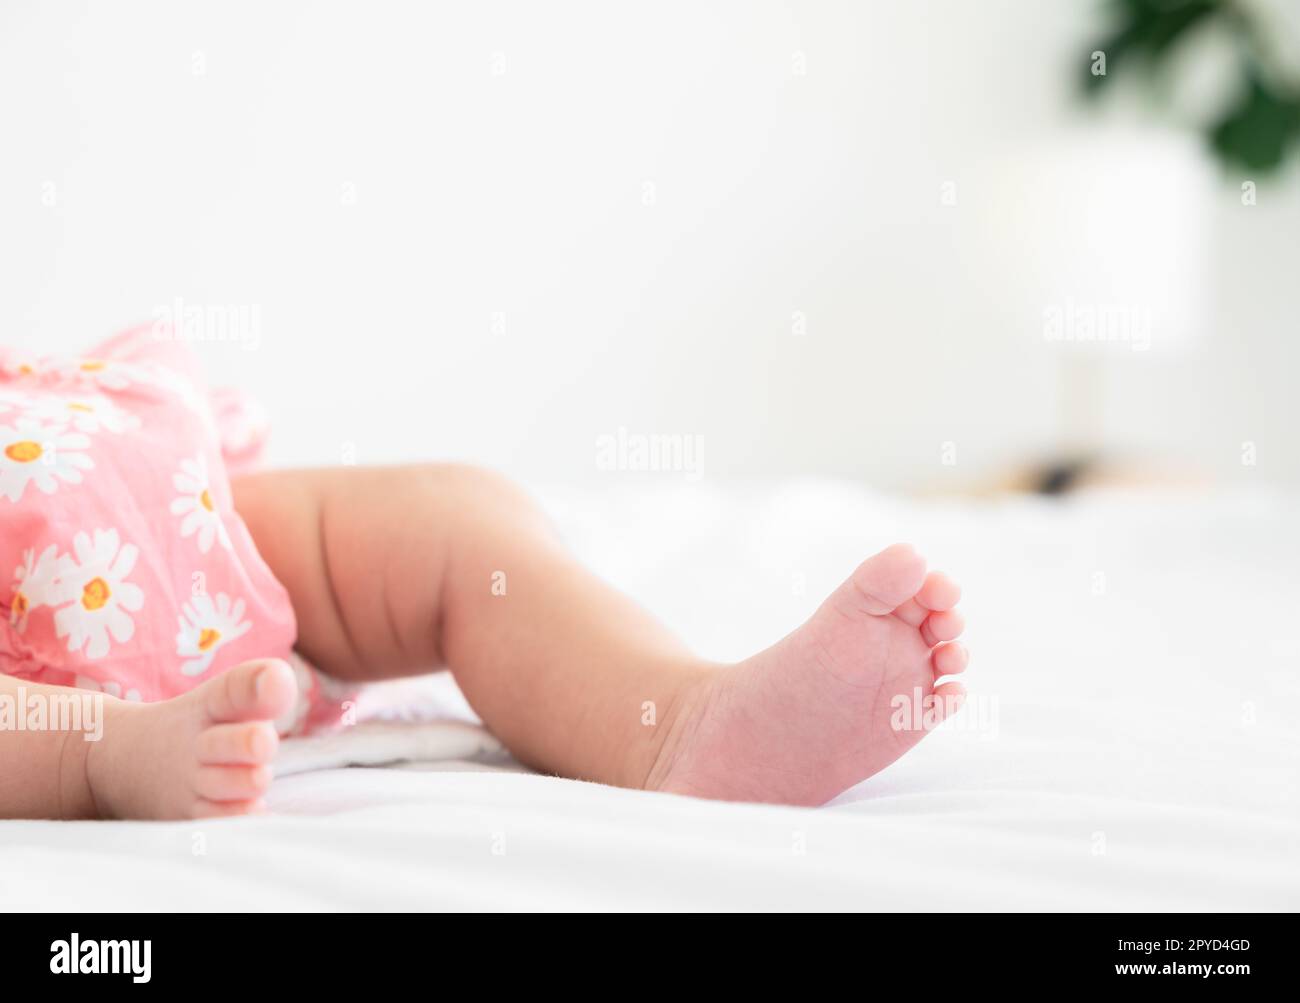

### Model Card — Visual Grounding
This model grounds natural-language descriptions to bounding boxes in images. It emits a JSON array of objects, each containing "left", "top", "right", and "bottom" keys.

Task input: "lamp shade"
[{"left": 974, "top": 126, "right": 1213, "bottom": 357}]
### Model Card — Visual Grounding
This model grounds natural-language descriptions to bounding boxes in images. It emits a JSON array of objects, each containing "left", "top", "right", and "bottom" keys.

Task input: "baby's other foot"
[
  {"left": 647, "top": 544, "right": 968, "bottom": 806},
  {"left": 87, "top": 659, "right": 296, "bottom": 819}
]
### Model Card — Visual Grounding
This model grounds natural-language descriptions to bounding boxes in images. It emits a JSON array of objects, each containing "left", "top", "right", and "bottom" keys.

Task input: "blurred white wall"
[{"left": 1, "top": 0, "right": 1296, "bottom": 488}]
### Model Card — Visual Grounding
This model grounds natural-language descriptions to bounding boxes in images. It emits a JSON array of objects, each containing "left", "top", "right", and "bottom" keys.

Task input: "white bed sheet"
[{"left": 3, "top": 481, "right": 1298, "bottom": 911}]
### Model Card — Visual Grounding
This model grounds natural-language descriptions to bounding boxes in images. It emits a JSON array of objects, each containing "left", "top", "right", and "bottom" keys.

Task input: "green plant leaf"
[
  {"left": 1208, "top": 76, "right": 1300, "bottom": 171},
  {"left": 1083, "top": 0, "right": 1221, "bottom": 95}
]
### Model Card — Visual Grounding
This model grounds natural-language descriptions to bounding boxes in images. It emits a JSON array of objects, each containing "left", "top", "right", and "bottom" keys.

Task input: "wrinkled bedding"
[{"left": 3, "top": 481, "right": 1297, "bottom": 911}]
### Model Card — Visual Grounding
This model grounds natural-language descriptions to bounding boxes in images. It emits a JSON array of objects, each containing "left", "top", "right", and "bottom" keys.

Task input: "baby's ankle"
[
  {"left": 638, "top": 667, "right": 718, "bottom": 792},
  {"left": 53, "top": 711, "right": 106, "bottom": 819},
  {"left": 80, "top": 696, "right": 145, "bottom": 819}
]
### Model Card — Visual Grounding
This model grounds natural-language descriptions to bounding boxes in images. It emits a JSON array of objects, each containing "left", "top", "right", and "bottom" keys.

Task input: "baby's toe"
[
  {"left": 931, "top": 640, "right": 969, "bottom": 677},
  {"left": 921, "top": 608, "right": 965, "bottom": 647},
  {"left": 195, "top": 721, "right": 279, "bottom": 765},
  {"left": 194, "top": 763, "right": 274, "bottom": 802},
  {"left": 844, "top": 544, "right": 928, "bottom": 615},
  {"left": 926, "top": 680, "right": 967, "bottom": 727},
  {"left": 191, "top": 798, "right": 268, "bottom": 820},
  {"left": 917, "top": 571, "right": 962, "bottom": 611},
  {"left": 201, "top": 659, "right": 297, "bottom": 724}
]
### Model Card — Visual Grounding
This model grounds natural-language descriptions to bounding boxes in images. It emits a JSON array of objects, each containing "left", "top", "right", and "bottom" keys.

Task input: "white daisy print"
[
  {"left": 23, "top": 392, "right": 141, "bottom": 435},
  {"left": 175, "top": 592, "right": 252, "bottom": 677},
  {"left": 9, "top": 544, "right": 63, "bottom": 632},
  {"left": 0, "top": 418, "right": 94, "bottom": 503},
  {"left": 170, "top": 453, "right": 231, "bottom": 553},
  {"left": 52, "top": 529, "right": 145, "bottom": 661},
  {"left": 57, "top": 356, "right": 142, "bottom": 391},
  {"left": 1, "top": 355, "right": 53, "bottom": 381},
  {"left": 74, "top": 674, "right": 143, "bottom": 703}
]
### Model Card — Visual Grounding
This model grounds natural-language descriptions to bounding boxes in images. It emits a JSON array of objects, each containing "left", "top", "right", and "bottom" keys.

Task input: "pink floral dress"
[{"left": 0, "top": 326, "right": 351, "bottom": 734}]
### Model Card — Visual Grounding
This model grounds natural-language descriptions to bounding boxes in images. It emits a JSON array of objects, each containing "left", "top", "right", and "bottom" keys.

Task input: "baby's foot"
[
  {"left": 86, "top": 659, "right": 296, "bottom": 819},
  {"left": 647, "top": 544, "right": 968, "bottom": 805}
]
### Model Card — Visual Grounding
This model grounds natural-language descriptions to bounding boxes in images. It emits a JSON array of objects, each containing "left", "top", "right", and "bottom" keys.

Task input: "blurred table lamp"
[{"left": 980, "top": 127, "right": 1212, "bottom": 491}]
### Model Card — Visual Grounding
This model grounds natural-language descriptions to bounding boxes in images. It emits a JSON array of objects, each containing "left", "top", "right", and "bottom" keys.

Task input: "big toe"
[
  {"left": 200, "top": 658, "right": 298, "bottom": 724},
  {"left": 842, "top": 543, "right": 928, "bottom": 615}
]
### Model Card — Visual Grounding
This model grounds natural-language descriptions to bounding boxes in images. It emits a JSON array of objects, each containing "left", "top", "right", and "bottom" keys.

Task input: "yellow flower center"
[
  {"left": 4, "top": 441, "right": 43, "bottom": 463},
  {"left": 67, "top": 402, "right": 94, "bottom": 413},
  {"left": 81, "top": 577, "right": 112, "bottom": 611},
  {"left": 17, "top": 364, "right": 34, "bottom": 375},
  {"left": 198, "top": 628, "right": 222, "bottom": 651},
  {"left": 200, "top": 488, "right": 214, "bottom": 512},
  {"left": 13, "top": 592, "right": 29, "bottom": 617},
  {"left": 79, "top": 360, "right": 106, "bottom": 372}
]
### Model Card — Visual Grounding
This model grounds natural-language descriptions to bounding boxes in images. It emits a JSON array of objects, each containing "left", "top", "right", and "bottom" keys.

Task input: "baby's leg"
[
  {"left": 235, "top": 466, "right": 970, "bottom": 804},
  {"left": 234, "top": 465, "right": 702, "bottom": 788},
  {"left": 0, "top": 660, "right": 296, "bottom": 820}
]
